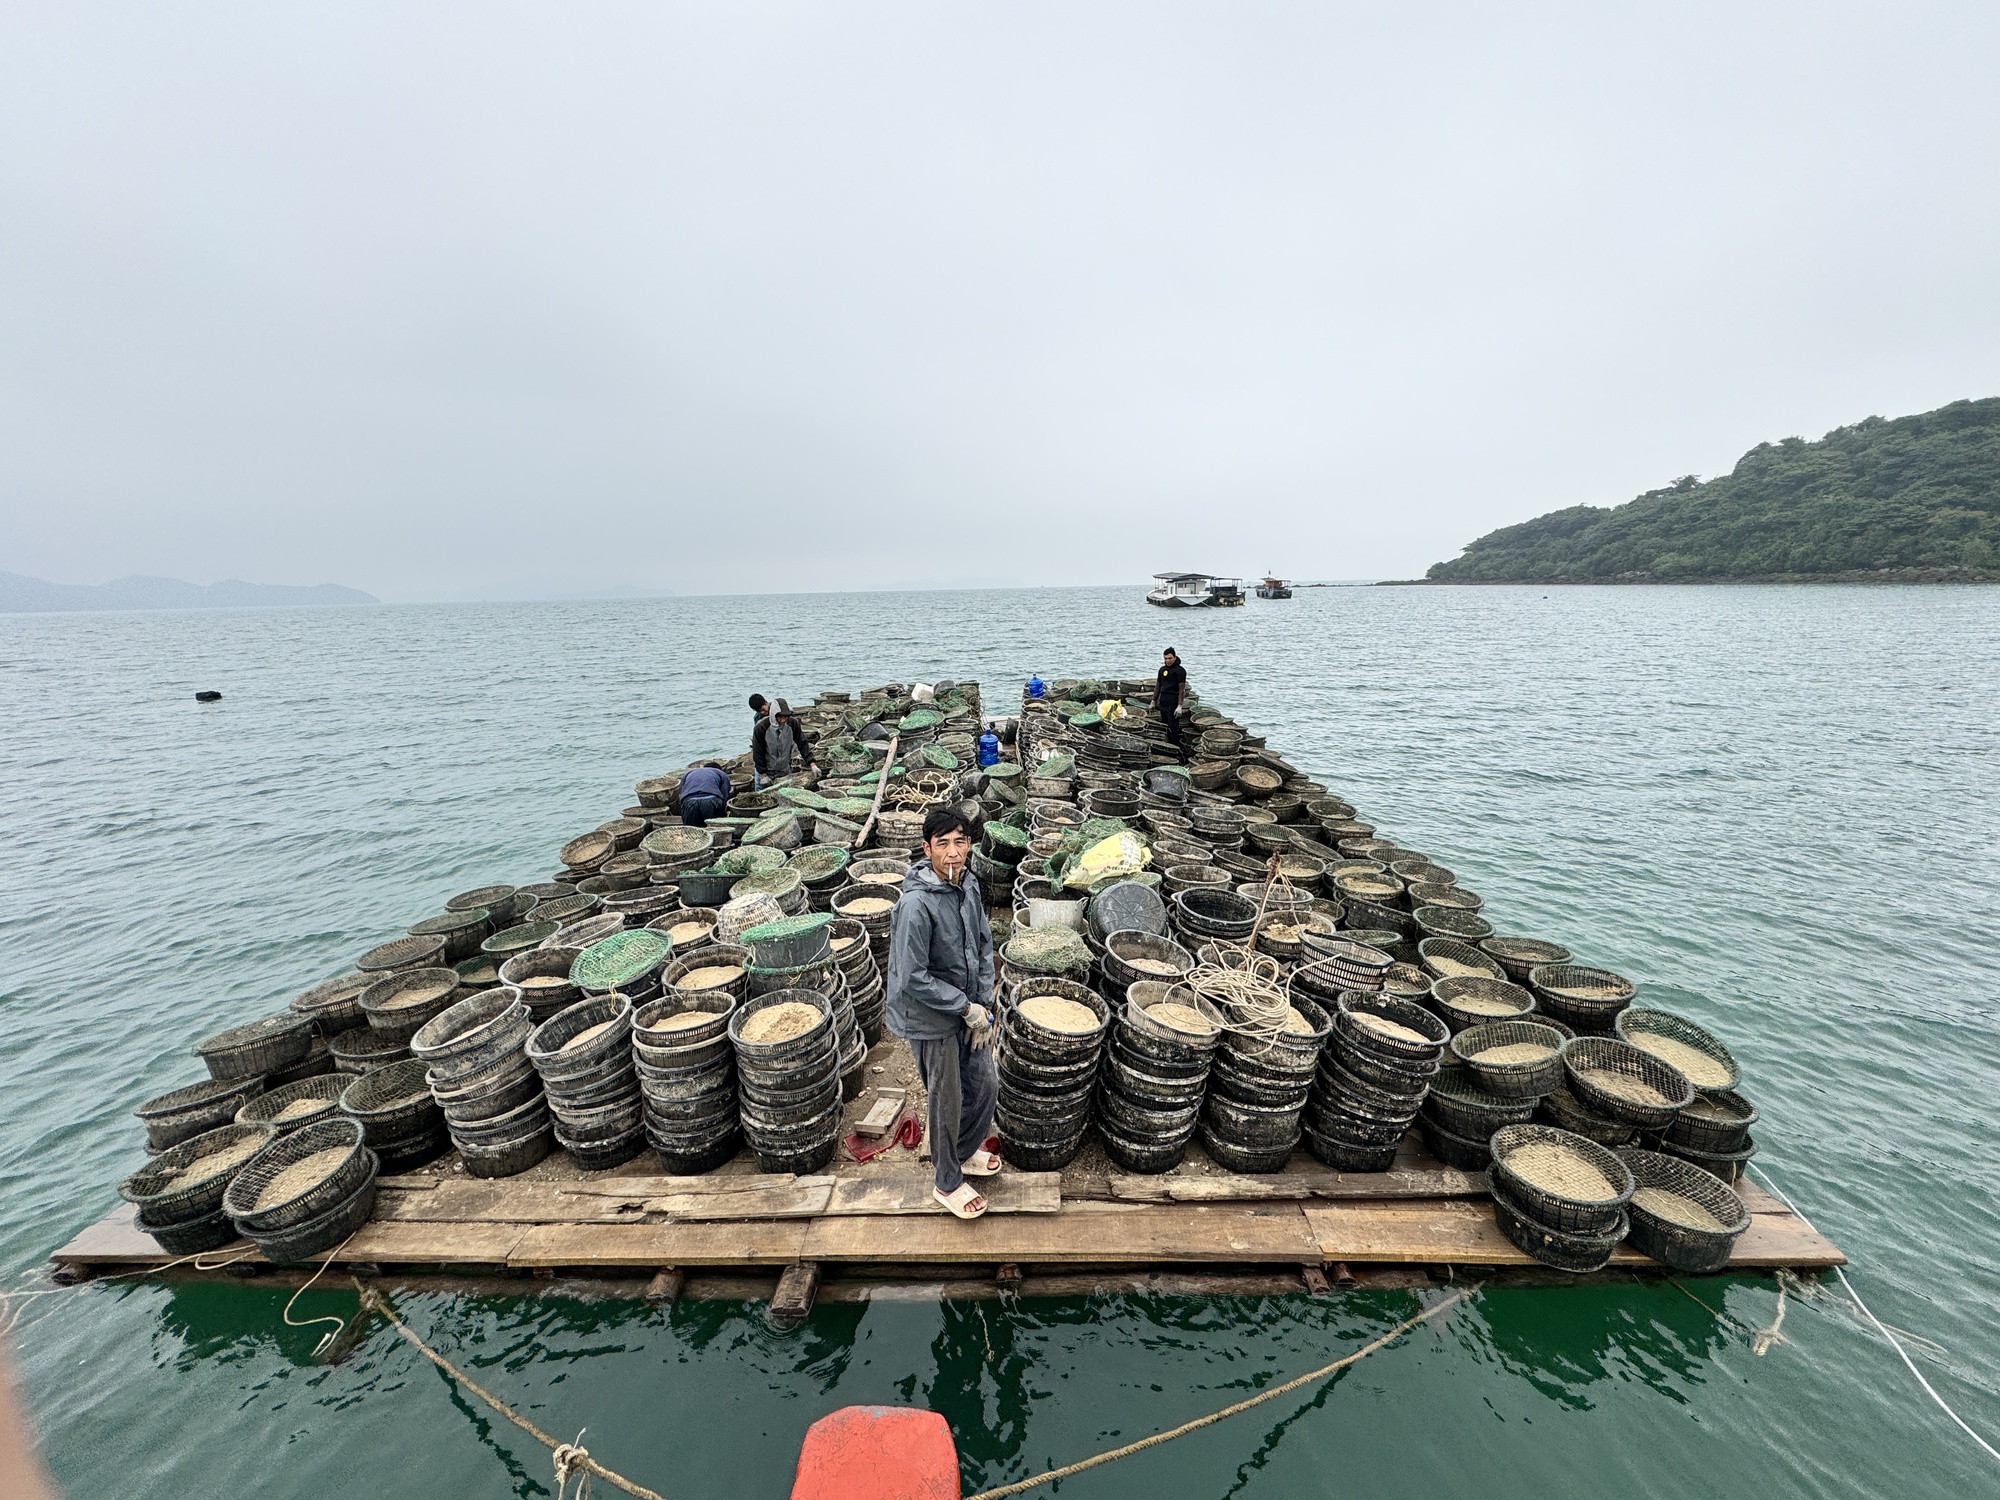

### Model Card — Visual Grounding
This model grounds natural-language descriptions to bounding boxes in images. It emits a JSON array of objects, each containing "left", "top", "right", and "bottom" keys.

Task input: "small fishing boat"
[
  {"left": 1148, "top": 573, "right": 1245, "bottom": 607},
  {"left": 1256, "top": 575, "right": 1293, "bottom": 599}
]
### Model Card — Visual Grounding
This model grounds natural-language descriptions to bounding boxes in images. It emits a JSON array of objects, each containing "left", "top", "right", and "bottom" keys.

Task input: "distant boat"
[
  {"left": 1256, "top": 575, "right": 1293, "bottom": 599},
  {"left": 1147, "top": 572, "right": 1246, "bottom": 607}
]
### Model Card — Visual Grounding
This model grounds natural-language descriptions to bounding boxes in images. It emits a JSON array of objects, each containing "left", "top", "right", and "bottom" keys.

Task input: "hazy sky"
[{"left": 3, "top": 3, "right": 1997, "bottom": 601}]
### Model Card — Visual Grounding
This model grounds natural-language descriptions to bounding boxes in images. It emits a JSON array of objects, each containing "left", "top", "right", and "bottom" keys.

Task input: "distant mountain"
[
  {"left": 0, "top": 572, "right": 379, "bottom": 613},
  {"left": 1422, "top": 397, "right": 2000, "bottom": 584}
]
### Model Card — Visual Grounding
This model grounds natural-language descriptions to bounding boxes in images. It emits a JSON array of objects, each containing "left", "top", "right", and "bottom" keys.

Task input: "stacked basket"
[
  {"left": 634, "top": 976, "right": 743, "bottom": 1173},
  {"left": 1200, "top": 996, "right": 1330, "bottom": 1172},
  {"left": 995, "top": 977, "right": 1109, "bottom": 1171},
  {"left": 1094, "top": 982, "right": 1224, "bottom": 1172},
  {"left": 1486, "top": 1123, "right": 1634, "bottom": 1272},
  {"left": 118, "top": 1122, "right": 276, "bottom": 1253},
  {"left": 412, "top": 988, "right": 552, "bottom": 1178},
  {"left": 730, "top": 989, "right": 844, "bottom": 1173},
  {"left": 1301, "top": 991, "right": 1448, "bottom": 1171},
  {"left": 220, "top": 1116, "right": 381, "bottom": 1262}
]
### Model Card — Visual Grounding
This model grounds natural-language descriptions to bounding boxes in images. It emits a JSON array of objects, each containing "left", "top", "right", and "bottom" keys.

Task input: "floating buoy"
[
  {"left": 791, "top": 1406, "right": 959, "bottom": 1500},
  {"left": 194, "top": 690, "right": 222, "bottom": 702}
]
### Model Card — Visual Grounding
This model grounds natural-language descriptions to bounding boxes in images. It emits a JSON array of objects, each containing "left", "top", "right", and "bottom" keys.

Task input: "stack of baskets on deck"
[{"left": 995, "top": 977, "right": 1110, "bottom": 1171}]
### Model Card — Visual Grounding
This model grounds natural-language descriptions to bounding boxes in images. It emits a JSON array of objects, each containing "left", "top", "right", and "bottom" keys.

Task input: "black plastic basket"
[
  {"left": 1448, "top": 1020, "right": 1567, "bottom": 1098},
  {"left": 1664, "top": 1088, "right": 1758, "bottom": 1155},
  {"left": 1419, "top": 1117, "right": 1494, "bottom": 1172},
  {"left": 1477, "top": 936, "right": 1571, "bottom": 985},
  {"left": 1428, "top": 976, "right": 1535, "bottom": 1032},
  {"left": 1535, "top": 1085, "right": 1637, "bottom": 1146},
  {"left": 1613, "top": 1009, "right": 1740, "bottom": 1096},
  {"left": 1615, "top": 1147, "right": 1751, "bottom": 1271},
  {"left": 1422, "top": 1064, "right": 1539, "bottom": 1138},
  {"left": 194, "top": 1013, "right": 316, "bottom": 1083},
  {"left": 1489, "top": 1122, "right": 1634, "bottom": 1233},
  {"left": 1417, "top": 938, "right": 1507, "bottom": 984},
  {"left": 1488, "top": 1168, "right": 1628, "bottom": 1272},
  {"left": 222, "top": 1117, "right": 372, "bottom": 1233},
  {"left": 120, "top": 1122, "right": 277, "bottom": 1225},
  {"left": 1659, "top": 1131, "right": 1758, "bottom": 1184},
  {"left": 1562, "top": 1037, "right": 1695, "bottom": 1130}
]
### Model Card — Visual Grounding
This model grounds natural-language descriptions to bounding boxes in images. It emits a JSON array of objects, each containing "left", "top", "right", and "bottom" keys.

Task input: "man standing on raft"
[
  {"left": 1156, "top": 647, "right": 1190, "bottom": 760},
  {"left": 886, "top": 807, "right": 1001, "bottom": 1219}
]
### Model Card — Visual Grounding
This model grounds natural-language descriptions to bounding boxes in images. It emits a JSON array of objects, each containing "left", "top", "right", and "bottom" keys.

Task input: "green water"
[{"left": 3, "top": 585, "right": 1995, "bottom": 1497}]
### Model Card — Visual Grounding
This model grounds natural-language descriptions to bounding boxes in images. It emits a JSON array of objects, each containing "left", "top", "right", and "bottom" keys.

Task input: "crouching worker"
[
  {"left": 886, "top": 807, "right": 1001, "bottom": 1219},
  {"left": 676, "top": 762, "right": 732, "bottom": 827}
]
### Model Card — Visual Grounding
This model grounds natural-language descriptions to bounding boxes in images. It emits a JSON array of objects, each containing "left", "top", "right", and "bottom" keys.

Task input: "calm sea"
[{"left": 2, "top": 584, "right": 1995, "bottom": 1498}]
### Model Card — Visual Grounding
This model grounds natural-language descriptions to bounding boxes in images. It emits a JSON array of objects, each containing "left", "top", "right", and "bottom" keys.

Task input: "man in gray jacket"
[{"left": 886, "top": 806, "right": 1001, "bottom": 1218}]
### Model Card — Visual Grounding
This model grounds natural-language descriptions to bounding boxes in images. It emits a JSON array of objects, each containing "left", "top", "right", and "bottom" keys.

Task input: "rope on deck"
[
  {"left": 359, "top": 1286, "right": 668, "bottom": 1500},
  {"left": 962, "top": 1287, "right": 1476, "bottom": 1500}
]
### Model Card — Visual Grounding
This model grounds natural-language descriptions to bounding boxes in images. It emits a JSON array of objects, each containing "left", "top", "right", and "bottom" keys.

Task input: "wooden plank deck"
[{"left": 53, "top": 1150, "right": 1844, "bottom": 1281}]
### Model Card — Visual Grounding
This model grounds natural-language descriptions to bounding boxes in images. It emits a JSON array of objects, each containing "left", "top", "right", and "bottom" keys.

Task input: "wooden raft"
[{"left": 51, "top": 1152, "right": 1844, "bottom": 1279}]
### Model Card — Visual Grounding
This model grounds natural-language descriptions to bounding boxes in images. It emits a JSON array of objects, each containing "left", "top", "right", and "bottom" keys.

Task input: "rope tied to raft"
[
  {"left": 354, "top": 1282, "right": 1470, "bottom": 1500},
  {"left": 1751, "top": 1164, "right": 2000, "bottom": 1467},
  {"left": 553, "top": 1432, "right": 593, "bottom": 1499},
  {"left": 962, "top": 1287, "right": 1476, "bottom": 1500},
  {"left": 359, "top": 1287, "right": 670, "bottom": 1500}
]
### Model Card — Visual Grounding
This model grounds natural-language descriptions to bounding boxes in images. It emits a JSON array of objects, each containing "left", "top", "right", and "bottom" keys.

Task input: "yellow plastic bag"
[{"left": 1061, "top": 830, "right": 1150, "bottom": 889}]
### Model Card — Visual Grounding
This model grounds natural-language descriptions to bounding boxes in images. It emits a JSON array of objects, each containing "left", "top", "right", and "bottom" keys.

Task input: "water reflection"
[{"left": 1458, "top": 1282, "right": 1740, "bottom": 1409}]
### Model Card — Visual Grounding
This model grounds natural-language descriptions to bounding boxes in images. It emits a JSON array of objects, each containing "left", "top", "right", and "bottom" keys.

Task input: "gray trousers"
[{"left": 908, "top": 1030, "right": 998, "bottom": 1195}]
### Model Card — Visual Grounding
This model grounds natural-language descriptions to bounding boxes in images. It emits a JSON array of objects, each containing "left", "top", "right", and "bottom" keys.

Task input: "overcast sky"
[{"left": 2, "top": 3, "right": 1996, "bottom": 601}]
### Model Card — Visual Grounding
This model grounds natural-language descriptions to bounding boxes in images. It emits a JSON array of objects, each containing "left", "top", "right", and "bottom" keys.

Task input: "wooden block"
[
  {"left": 508, "top": 1220, "right": 810, "bottom": 1267},
  {"left": 823, "top": 1172, "right": 1059, "bottom": 1216},
  {"left": 769, "top": 1262, "right": 820, "bottom": 1330},
  {"left": 854, "top": 1091, "right": 906, "bottom": 1138},
  {"left": 644, "top": 1268, "right": 684, "bottom": 1304},
  {"left": 1299, "top": 1263, "right": 1331, "bottom": 1297},
  {"left": 801, "top": 1204, "right": 1319, "bottom": 1264}
]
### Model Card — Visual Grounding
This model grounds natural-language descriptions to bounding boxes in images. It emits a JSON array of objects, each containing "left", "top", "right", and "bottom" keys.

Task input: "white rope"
[{"left": 1751, "top": 1164, "right": 2000, "bottom": 1466}]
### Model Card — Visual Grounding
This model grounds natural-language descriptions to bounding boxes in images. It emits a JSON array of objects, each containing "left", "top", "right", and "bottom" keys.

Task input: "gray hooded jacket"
[{"left": 885, "top": 860, "right": 995, "bottom": 1041}]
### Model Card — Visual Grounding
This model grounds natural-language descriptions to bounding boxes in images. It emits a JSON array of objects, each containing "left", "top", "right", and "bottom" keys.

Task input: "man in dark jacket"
[
  {"left": 1155, "top": 647, "right": 1190, "bottom": 759},
  {"left": 886, "top": 806, "right": 1000, "bottom": 1218},
  {"left": 757, "top": 699, "right": 817, "bottom": 779},
  {"left": 677, "top": 762, "right": 732, "bottom": 827},
  {"left": 749, "top": 694, "right": 771, "bottom": 788}
]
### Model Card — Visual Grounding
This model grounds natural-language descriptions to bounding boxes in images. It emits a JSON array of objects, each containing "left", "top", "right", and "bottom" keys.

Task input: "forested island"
[{"left": 1421, "top": 397, "right": 1999, "bottom": 584}]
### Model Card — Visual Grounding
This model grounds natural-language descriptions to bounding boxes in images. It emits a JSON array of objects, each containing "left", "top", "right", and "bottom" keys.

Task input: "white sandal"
[
  {"left": 961, "top": 1149, "right": 1001, "bottom": 1178},
  {"left": 934, "top": 1183, "right": 988, "bottom": 1219}
]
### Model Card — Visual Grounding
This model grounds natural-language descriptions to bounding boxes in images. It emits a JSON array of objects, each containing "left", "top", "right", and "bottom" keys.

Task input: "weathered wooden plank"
[
  {"left": 374, "top": 1183, "right": 652, "bottom": 1224},
  {"left": 822, "top": 1173, "right": 1060, "bottom": 1217},
  {"left": 557, "top": 1174, "right": 817, "bottom": 1199},
  {"left": 801, "top": 1204, "right": 1319, "bottom": 1263},
  {"left": 331, "top": 1221, "right": 527, "bottom": 1264},
  {"left": 1304, "top": 1201, "right": 1846, "bottom": 1268},
  {"left": 647, "top": 1180, "right": 835, "bottom": 1220},
  {"left": 508, "top": 1220, "right": 810, "bottom": 1267},
  {"left": 1107, "top": 1167, "right": 1482, "bottom": 1204}
]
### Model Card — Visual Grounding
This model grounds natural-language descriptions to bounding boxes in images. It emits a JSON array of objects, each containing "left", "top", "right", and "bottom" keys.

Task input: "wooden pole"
[{"left": 854, "top": 736, "right": 900, "bottom": 848}]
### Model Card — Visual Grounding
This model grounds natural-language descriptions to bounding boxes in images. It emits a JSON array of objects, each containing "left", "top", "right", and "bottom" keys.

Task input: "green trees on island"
[{"left": 1425, "top": 397, "right": 2000, "bottom": 582}]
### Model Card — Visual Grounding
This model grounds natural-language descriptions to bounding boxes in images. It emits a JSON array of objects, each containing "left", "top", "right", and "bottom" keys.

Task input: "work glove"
[{"left": 964, "top": 1002, "right": 998, "bottom": 1052}]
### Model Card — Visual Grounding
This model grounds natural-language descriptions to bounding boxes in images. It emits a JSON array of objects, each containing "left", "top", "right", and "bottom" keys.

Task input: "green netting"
[
  {"left": 737, "top": 911, "right": 835, "bottom": 945},
  {"left": 743, "top": 810, "right": 800, "bottom": 843},
  {"left": 786, "top": 845, "right": 851, "bottom": 881},
  {"left": 899, "top": 708, "right": 943, "bottom": 731},
  {"left": 732, "top": 867, "right": 803, "bottom": 897},
  {"left": 1033, "top": 752, "right": 1075, "bottom": 779},
  {"left": 922, "top": 744, "right": 959, "bottom": 770},
  {"left": 569, "top": 928, "right": 673, "bottom": 990},
  {"left": 983, "top": 821, "right": 1029, "bottom": 850},
  {"left": 713, "top": 845, "right": 787, "bottom": 876},
  {"left": 641, "top": 825, "right": 713, "bottom": 857},
  {"left": 774, "top": 788, "right": 831, "bottom": 811},
  {"left": 1003, "top": 926, "right": 1090, "bottom": 974},
  {"left": 828, "top": 797, "right": 876, "bottom": 817},
  {"left": 984, "top": 762, "right": 1021, "bottom": 781}
]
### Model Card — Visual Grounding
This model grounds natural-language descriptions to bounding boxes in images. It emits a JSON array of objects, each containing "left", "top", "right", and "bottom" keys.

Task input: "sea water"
[{"left": 2, "top": 584, "right": 1996, "bottom": 1497}]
